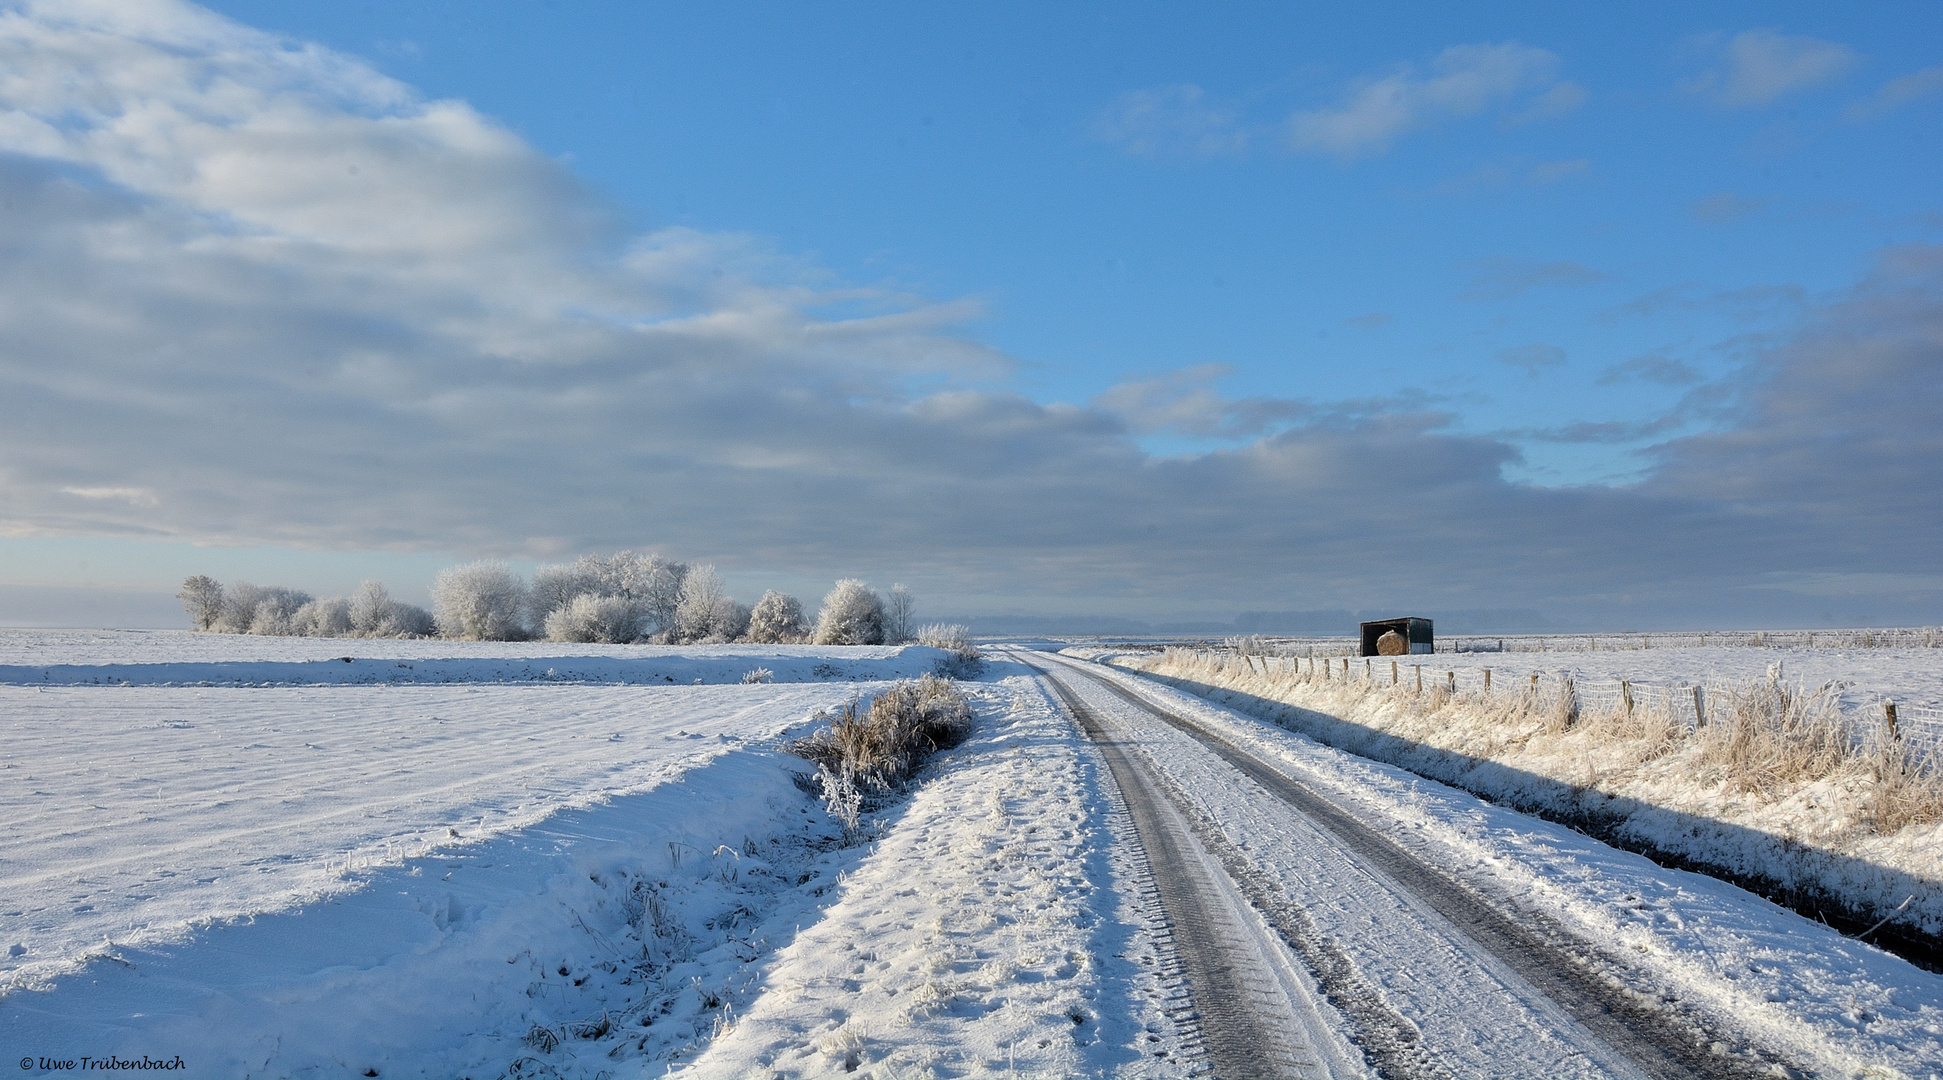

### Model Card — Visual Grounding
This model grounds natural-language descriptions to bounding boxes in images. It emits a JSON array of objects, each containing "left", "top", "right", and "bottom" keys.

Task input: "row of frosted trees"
[{"left": 177, "top": 551, "right": 917, "bottom": 645}]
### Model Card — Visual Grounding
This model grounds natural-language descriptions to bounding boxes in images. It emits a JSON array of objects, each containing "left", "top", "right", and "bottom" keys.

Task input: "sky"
[{"left": 0, "top": 0, "right": 1939, "bottom": 631}]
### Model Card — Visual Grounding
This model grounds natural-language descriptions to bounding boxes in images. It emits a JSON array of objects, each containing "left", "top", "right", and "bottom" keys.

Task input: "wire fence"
[
  {"left": 1221, "top": 626, "right": 1943, "bottom": 657},
  {"left": 1218, "top": 652, "right": 1943, "bottom": 757}
]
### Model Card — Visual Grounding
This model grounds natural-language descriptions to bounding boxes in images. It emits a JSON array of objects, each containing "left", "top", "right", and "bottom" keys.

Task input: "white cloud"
[
  {"left": 1093, "top": 365, "right": 1309, "bottom": 439},
  {"left": 1093, "top": 84, "right": 1249, "bottom": 158},
  {"left": 1685, "top": 29, "right": 1857, "bottom": 109},
  {"left": 1288, "top": 43, "right": 1579, "bottom": 160},
  {"left": 0, "top": 2, "right": 1938, "bottom": 625},
  {"left": 1845, "top": 66, "right": 1943, "bottom": 121}
]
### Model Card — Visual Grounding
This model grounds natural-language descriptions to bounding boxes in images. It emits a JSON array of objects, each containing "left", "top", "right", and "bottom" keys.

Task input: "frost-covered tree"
[
  {"left": 745, "top": 590, "right": 808, "bottom": 643},
  {"left": 544, "top": 592, "right": 641, "bottom": 643},
  {"left": 671, "top": 564, "right": 727, "bottom": 644},
  {"left": 430, "top": 561, "right": 528, "bottom": 640},
  {"left": 349, "top": 579, "right": 393, "bottom": 634},
  {"left": 709, "top": 597, "right": 752, "bottom": 644},
  {"left": 883, "top": 584, "right": 916, "bottom": 644},
  {"left": 292, "top": 597, "right": 353, "bottom": 637},
  {"left": 390, "top": 602, "right": 437, "bottom": 637},
  {"left": 529, "top": 551, "right": 685, "bottom": 640},
  {"left": 527, "top": 564, "right": 596, "bottom": 630},
  {"left": 215, "top": 582, "right": 312, "bottom": 635},
  {"left": 177, "top": 575, "right": 224, "bottom": 631},
  {"left": 605, "top": 551, "right": 685, "bottom": 637},
  {"left": 813, "top": 579, "right": 885, "bottom": 646}
]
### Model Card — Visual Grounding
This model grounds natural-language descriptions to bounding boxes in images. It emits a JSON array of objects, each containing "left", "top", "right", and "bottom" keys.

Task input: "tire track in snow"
[
  {"left": 1025, "top": 654, "right": 1370, "bottom": 1079},
  {"left": 1037, "top": 650, "right": 1794, "bottom": 1080}
]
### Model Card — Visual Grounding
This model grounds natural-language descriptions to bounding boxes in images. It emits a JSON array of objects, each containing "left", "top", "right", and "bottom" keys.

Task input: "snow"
[
  {"left": 682, "top": 675, "right": 1189, "bottom": 1077},
  {"left": 5, "top": 630, "right": 1940, "bottom": 1077},
  {"left": 0, "top": 628, "right": 959, "bottom": 687},
  {"left": 1110, "top": 647, "right": 1943, "bottom": 944},
  {"left": 1056, "top": 654, "right": 1943, "bottom": 1080}
]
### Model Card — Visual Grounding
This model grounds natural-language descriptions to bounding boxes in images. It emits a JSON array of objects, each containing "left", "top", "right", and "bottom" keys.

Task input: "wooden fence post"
[
  {"left": 1447, "top": 671, "right": 1456, "bottom": 693},
  {"left": 1391, "top": 660, "right": 1398, "bottom": 685},
  {"left": 1365, "top": 658, "right": 1371, "bottom": 680},
  {"left": 1483, "top": 668, "right": 1492, "bottom": 692},
  {"left": 1886, "top": 700, "right": 1899, "bottom": 740},
  {"left": 1621, "top": 680, "right": 1634, "bottom": 717},
  {"left": 1691, "top": 686, "right": 1706, "bottom": 727},
  {"left": 1415, "top": 665, "right": 1422, "bottom": 693}
]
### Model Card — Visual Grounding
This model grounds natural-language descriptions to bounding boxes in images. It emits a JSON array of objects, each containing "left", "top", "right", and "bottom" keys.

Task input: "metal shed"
[{"left": 1359, "top": 617, "right": 1433, "bottom": 657}]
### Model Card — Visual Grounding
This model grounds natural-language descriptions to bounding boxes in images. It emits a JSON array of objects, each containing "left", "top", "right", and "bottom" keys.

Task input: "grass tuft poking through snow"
[
  {"left": 1122, "top": 648, "right": 1943, "bottom": 948},
  {"left": 790, "top": 674, "right": 974, "bottom": 792}
]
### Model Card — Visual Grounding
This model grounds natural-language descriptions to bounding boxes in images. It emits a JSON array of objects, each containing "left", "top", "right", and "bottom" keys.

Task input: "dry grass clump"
[
  {"left": 1132, "top": 647, "right": 1943, "bottom": 837},
  {"left": 791, "top": 674, "right": 974, "bottom": 790},
  {"left": 1867, "top": 738, "right": 1943, "bottom": 833},
  {"left": 1694, "top": 680, "right": 1854, "bottom": 796}
]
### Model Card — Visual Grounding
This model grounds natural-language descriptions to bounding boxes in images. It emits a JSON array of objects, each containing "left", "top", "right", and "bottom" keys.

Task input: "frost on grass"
[
  {"left": 789, "top": 674, "right": 974, "bottom": 794},
  {"left": 917, "top": 622, "right": 985, "bottom": 678},
  {"left": 1126, "top": 648, "right": 1943, "bottom": 944}
]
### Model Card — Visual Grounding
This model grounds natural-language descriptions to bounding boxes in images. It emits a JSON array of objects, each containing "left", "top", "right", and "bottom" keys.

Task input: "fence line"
[
  {"left": 1224, "top": 626, "right": 1942, "bottom": 657},
  {"left": 1210, "top": 651, "right": 1943, "bottom": 755}
]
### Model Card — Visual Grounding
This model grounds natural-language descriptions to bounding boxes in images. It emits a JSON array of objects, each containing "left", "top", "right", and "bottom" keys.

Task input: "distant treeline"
[{"left": 177, "top": 551, "right": 927, "bottom": 646}]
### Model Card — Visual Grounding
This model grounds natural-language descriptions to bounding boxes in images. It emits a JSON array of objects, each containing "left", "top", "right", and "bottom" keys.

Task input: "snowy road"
[{"left": 1018, "top": 650, "right": 1825, "bottom": 1079}]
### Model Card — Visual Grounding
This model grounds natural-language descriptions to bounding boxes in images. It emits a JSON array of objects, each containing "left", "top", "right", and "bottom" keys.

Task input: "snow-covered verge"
[
  {"left": 1058, "top": 656, "right": 1943, "bottom": 1080},
  {"left": 680, "top": 674, "right": 1188, "bottom": 1078},
  {"left": 1105, "top": 647, "right": 1943, "bottom": 955}
]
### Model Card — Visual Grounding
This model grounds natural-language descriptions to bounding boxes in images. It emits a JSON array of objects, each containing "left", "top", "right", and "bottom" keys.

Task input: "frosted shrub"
[
  {"left": 215, "top": 583, "right": 312, "bottom": 635},
  {"left": 916, "top": 623, "right": 983, "bottom": 677},
  {"left": 347, "top": 579, "right": 432, "bottom": 637},
  {"left": 812, "top": 579, "right": 884, "bottom": 646},
  {"left": 390, "top": 602, "right": 436, "bottom": 637},
  {"left": 431, "top": 560, "right": 529, "bottom": 641},
  {"left": 741, "top": 667, "right": 774, "bottom": 684},
  {"left": 528, "top": 564, "right": 596, "bottom": 630},
  {"left": 883, "top": 584, "right": 916, "bottom": 644},
  {"left": 292, "top": 597, "right": 354, "bottom": 637},
  {"left": 528, "top": 551, "right": 687, "bottom": 640},
  {"left": 746, "top": 591, "right": 808, "bottom": 643},
  {"left": 544, "top": 592, "right": 642, "bottom": 644},
  {"left": 791, "top": 674, "right": 973, "bottom": 790}
]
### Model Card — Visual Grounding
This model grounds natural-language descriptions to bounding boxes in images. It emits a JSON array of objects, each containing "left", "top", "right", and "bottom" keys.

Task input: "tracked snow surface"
[{"left": 1, "top": 631, "right": 1939, "bottom": 1077}]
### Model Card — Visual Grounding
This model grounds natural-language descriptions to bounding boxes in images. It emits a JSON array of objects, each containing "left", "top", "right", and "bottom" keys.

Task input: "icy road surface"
[{"left": 1022, "top": 650, "right": 1943, "bottom": 1080}]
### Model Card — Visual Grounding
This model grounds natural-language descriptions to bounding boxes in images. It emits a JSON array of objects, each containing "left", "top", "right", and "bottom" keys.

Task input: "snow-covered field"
[
  {"left": 5, "top": 630, "right": 1941, "bottom": 1077},
  {"left": 0, "top": 633, "right": 1188, "bottom": 1076}
]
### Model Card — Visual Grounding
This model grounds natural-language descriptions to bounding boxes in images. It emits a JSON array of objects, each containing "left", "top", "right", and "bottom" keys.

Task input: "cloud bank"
[{"left": 0, "top": 2, "right": 1938, "bottom": 626}]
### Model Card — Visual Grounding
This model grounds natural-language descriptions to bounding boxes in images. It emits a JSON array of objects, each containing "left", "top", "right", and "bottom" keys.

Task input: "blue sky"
[{"left": 0, "top": 1, "right": 1939, "bottom": 629}]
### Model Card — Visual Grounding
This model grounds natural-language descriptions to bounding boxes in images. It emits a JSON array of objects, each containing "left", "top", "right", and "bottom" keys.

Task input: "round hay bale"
[{"left": 1377, "top": 629, "right": 1408, "bottom": 656}]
